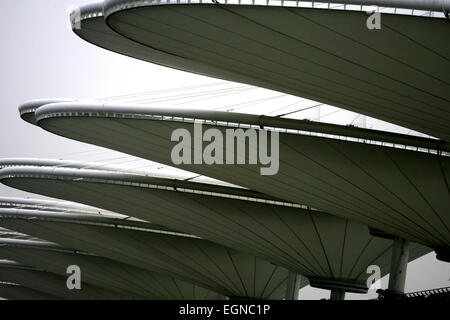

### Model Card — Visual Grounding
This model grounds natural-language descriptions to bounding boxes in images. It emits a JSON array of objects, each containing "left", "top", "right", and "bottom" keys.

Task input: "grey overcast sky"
[{"left": 0, "top": 1, "right": 448, "bottom": 300}]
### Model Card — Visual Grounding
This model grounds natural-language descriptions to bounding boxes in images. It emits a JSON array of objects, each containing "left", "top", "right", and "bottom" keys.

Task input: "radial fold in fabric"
[
  {"left": 0, "top": 237, "right": 224, "bottom": 300},
  {"left": 24, "top": 101, "right": 450, "bottom": 255},
  {"left": 0, "top": 197, "right": 289, "bottom": 299},
  {"left": 0, "top": 166, "right": 432, "bottom": 293},
  {"left": 73, "top": 1, "right": 450, "bottom": 140}
]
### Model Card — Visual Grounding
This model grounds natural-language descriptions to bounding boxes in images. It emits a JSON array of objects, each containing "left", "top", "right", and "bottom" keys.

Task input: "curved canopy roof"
[
  {"left": 0, "top": 260, "right": 126, "bottom": 299},
  {"left": 73, "top": 1, "right": 450, "bottom": 140},
  {"left": 0, "top": 283, "right": 60, "bottom": 300},
  {"left": 0, "top": 164, "right": 431, "bottom": 292},
  {"left": 0, "top": 204, "right": 289, "bottom": 298},
  {"left": 0, "top": 228, "right": 38, "bottom": 241},
  {"left": 0, "top": 238, "right": 223, "bottom": 300},
  {"left": 71, "top": 2, "right": 252, "bottom": 86},
  {"left": 19, "top": 99, "right": 74, "bottom": 125},
  {"left": 29, "top": 103, "right": 450, "bottom": 253}
]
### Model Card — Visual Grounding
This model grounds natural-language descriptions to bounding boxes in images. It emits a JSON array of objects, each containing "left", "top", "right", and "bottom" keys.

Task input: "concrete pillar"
[
  {"left": 330, "top": 288, "right": 345, "bottom": 300},
  {"left": 285, "top": 271, "right": 302, "bottom": 300},
  {"left": 388, "top": 237, "right": 410, "bottom": 293}
]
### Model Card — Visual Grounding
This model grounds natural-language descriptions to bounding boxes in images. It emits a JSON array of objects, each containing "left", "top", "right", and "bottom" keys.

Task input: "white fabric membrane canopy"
[
  {"left": 0, "top": 260, "right": 128, "bottom": 300},
  {"left": 0, "top": 197, "right": 290, "bottom": 299},
  {"left": 0, "top": 237, "right": 224, "bottom": 300},
  {"left": 3, "top": 0, "right": 449, "bottom": 299},
  {"left": 0, "top": 163, "right": 431, "bottom": 293},
  {"left": 25, "top": 101, "right": 449, "bottom": 261},
  {"left": 73, "top": 1, "right": 450, "bottom": 140}
]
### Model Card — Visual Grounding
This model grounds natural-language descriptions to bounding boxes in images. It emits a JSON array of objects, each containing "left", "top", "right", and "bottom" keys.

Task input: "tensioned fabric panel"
[
  {"left": 34, "top": 113, "right": 450, "bottom": 248},
  {"left": 0, "top": 229, "right": 37, "bottom": 241},
  {"left": 101, "top": 3, "right": 450, "bottom": 140},
  {"left": 0, "top": 209, "right": 288, "bottom": 299},
  {"left": 73, "top": 6, "right": 279, "bottom": 102},
  {"left": 0, "top": 264, "right": 128, "bottom": 300},
  {"left": 0, "top": 283, "right": 60, "bottom": 300},
  {"left": 0, "top": 168, "right": 431, "bottom": 291},
  {"left": 0, "top": 243, "right": 223, "bottom": 300}
]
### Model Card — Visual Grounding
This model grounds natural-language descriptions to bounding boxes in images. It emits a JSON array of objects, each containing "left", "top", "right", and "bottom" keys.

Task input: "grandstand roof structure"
[
  {"left": 0, "top": 197, "right": 290, "bottom": 299},
  {"left": 72, "top": 1, "right": 450, "bottom": 140},
  {"left": 0, "top": 260, "right": 128, "bottom": 299},
  {"left": 0, "top": 164, "right": 431, "bottom": 293},
  {"left": 22, "top": 101, "right": 450, "bottom": 261},
  {"left": 0, "top": 237, "right": 224, "bottom": 299},
  {"left": 1, "top": 0, "right": 448, "bottom": 300}
]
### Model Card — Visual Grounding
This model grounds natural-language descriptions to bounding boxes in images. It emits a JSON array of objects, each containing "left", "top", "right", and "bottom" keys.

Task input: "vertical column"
[
  {"left": 285, "top": 271, "right": 303, "bottom": 300},
  {"left": 388, "top": 237, "right": 410, "bottom": 294}
]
